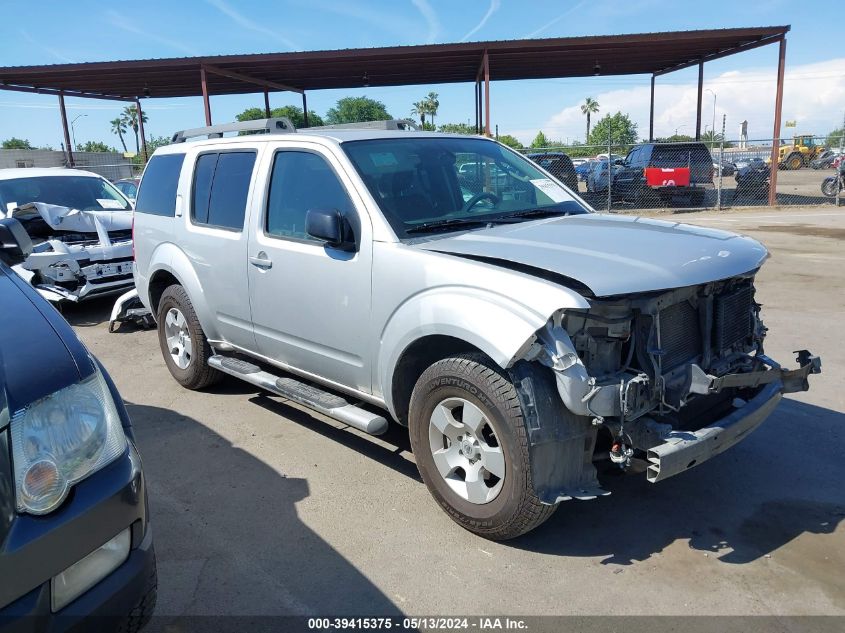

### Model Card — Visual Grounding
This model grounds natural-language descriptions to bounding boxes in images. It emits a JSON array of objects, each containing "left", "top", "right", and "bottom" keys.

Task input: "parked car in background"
[
  {"left": 586, "top": 157, "right": 624, "bottom": 193},
  {"left": 614, "top": 142, "right": 714, "bottom": 205},
  {"left": 0, "top": 218, "right": 156, "bottom": 629},
  {"left": 526, "top": 152, "right": 579, "bottom": 191},
  {"left": 575, "top": 159, "right": 594, "bottom": 182},
  {"left": 734, "top": 160, "right": 771, "bottom": 202},
  {"left": 114, "top": 178, "right": 140, "bottom": 203},
  {"left": 733, "top": 156, "right": 766, "bottom": 170},
  {"left": 133, "top": 121, "right": 819, "bottom": 540},
  {"left": 714, "top": 160, "right": 736, "bottom": 177},
  {"left": 0, "top": 168, "right": 135, "bottom": 303},
  {"left": 810, "top": 149, "right": 843, "bottom": 170}
]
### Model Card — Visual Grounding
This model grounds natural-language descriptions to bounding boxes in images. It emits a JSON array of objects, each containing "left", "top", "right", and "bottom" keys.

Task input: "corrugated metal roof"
[{"left": 0, "top": 26, "right": 789, "bottom": 100}]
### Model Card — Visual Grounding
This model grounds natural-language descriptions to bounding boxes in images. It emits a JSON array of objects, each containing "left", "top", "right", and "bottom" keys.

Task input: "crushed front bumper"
[{"left": 646, "top": 350, "right": 821, "bottom": 483}]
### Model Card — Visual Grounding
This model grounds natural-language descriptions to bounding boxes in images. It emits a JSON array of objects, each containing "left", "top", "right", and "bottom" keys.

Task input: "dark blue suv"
[{"left": 0, "top": 218, "right": 156, "bottom": 631}]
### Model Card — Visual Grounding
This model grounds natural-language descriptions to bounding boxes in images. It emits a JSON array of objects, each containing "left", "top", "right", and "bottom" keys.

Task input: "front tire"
[
  {"left": 408, "top": 353, "right": 557, "bottom": 540},
  {"left": 787, "top": 154, "right": 803, "bottom": 170},
  {"left": 156, "top": 285, "right": 222, "bottom": 390}
]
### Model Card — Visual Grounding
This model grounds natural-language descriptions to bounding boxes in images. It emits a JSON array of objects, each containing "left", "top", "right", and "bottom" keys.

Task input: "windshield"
[
  {"left": 342, "top": 137, "right": 588, "bottom": 238},
  {"left": 0, "top": 175, "right": 131, "bottom": 215}
]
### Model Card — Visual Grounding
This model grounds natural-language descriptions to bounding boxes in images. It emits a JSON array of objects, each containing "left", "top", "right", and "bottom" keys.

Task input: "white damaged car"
[{"left": 0, "top": 168, "right": 135, "bottom": 302}]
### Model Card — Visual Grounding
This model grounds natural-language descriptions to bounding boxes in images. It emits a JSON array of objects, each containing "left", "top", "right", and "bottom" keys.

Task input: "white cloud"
[
  {"left": 411, "top": 0, "right": 441, "bottom": 44},
  {"left": 460, "top": 0, "right": 500, "bottom": 42},
  {"left": 528, "top": 58, "right": 845, "bottom": 146},
  {"left": 206, "top": 0, "right": 298, "bottom": 50}
]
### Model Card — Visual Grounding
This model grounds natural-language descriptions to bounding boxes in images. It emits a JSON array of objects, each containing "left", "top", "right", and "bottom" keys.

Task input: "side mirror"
[
  {"left": 305, "top": 208, "right": 352, "bottom": 249},
  {"left": 0, "top": 218, "right": 33, "bottom": 266}
]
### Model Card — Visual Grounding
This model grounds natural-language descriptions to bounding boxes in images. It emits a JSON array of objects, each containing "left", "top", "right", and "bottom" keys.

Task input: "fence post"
[
  {"left": 717, "top": 114, "right": 726, "bottom": 210},
  {"left": 607, "top": 134, "right": 612, "bottom": 212}
]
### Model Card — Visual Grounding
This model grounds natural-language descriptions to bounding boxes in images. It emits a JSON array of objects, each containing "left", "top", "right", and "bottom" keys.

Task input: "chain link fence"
[{"left": 518, "top": 136, "right": 844, "bottom": 212}]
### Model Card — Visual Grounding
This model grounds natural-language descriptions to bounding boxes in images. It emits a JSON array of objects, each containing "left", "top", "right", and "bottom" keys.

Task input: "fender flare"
[
  {"left": 377, "top": 284, "right": 588, "bottom": 418},
  {"left": 144, "top": 243, "right": 219, "bottom": 341}
]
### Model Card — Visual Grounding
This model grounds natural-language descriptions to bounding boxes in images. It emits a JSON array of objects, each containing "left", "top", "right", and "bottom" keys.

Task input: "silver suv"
[{"left": 133, "top": 119, "right": 819, "bottom": 540}]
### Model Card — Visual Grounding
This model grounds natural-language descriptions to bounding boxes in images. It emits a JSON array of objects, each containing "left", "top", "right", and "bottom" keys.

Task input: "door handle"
[{"left": 249, "top": 252, "right": 272, "bottom": 269}]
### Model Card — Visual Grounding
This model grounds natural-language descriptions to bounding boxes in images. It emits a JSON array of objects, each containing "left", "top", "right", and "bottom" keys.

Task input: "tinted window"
[
  {"left": 266, "top": 151, "right": 353, "bottom": 241},
  {"left": 191, "top": 151, "right": 255, "bottom": 230},
  {"left": 191, "top": 153, "right": 217, "bottom": 225},
  {"left": 136, "top": 153, "right": 185, "bottom": 216}
]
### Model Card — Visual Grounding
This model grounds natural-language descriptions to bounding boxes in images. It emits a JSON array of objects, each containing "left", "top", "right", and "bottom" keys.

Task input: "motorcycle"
[{"left": 820, "top": 161, "right": 845, "bottom": 199}]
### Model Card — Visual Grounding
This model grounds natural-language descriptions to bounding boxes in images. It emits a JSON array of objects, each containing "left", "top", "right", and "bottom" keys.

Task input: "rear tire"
[
  {"left": 787, "top": 154, "right": 803, "bottom": 170},
  {"left": 408, "top": 353, "right": 557, "bottom": 540},
  {"left": 156, "top": 285, "right": 222, "bottom": 390}
]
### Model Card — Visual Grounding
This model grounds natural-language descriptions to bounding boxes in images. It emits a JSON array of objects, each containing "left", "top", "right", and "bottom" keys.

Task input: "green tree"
[
  {"left": 110, "top": 117, "right": 128, "bottom": 152},
  {"left": 325, "top": 97, "right": 391, "bottom": 125},
  {"left": 131, "top": 135, "right": 172, "bottom": 166},
  {"left": 588, "top": 112, "right": 638, "bottom": 147},
  {"left": 656, "top": 134, "right": 695, "bottom": 143},
  {"left": 76, "top": 141, "right": 115, "bottom": 152},
  {"left": 2, "top": 137, "right": 34, "bottom": 149},
  {"left": 235, "top": 105, "right": 324, "bottom": 129},
  {"left": 438, "top": 122, "right": 476, "bottom": 134},
  {"left": 424, "top": 92, "right": 439, "bottom": 128},
  {"left": 497, "top": 134, "right": 523, "bottom": 150},
  {"left": 530, "top": 131, "right": 550, "bottom": 148},
  {"left": 411, "top": 101, "right": 427, "bottom": 127},
  {"left": 580, "top": 97, "right": 600, "bottom": 142},
  {"left": 825, "top": 127, "right": 844, "bottom": 148},
  {"left": 120, "top": 105, "right": 149, "bottom": 154}
]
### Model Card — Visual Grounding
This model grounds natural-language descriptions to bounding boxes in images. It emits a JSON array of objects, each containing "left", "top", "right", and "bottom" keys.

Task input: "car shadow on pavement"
[
  {"left": 250, "top": 394, "right": 420, "bottom": 482},
  {"left": 124, "top": 401, "right": 405, "bottom": 618},
  {"left": 57, "top": 295, "right": 115, "bottom": 327},
  {"left": 511, "top": 398, "right": 845, "bottom": 566}
]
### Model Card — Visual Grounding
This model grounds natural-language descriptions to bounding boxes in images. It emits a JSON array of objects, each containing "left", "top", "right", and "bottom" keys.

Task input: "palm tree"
[
  {"left": 425, "top": 92, "right": 440, "bottom": 128},
  {"left": 120, "top": 105, "right": 148, "bottom": 153},
  {"left": 411, "top": 101, "right": 426, "bottom": 127},
  {"left": 581, "top": 97, "right": 600, "bottom": 143},
  {"left": 110, "top": 117, "right": 128, "bottom": 152}
]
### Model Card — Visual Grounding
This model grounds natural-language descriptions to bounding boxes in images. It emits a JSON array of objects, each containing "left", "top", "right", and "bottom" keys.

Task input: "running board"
[{"left": 208, "top": 355, "right": 388, "bottom": 436}]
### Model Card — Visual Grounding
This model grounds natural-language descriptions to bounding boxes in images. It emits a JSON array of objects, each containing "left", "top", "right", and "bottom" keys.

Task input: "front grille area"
[
  {"left": 714, "top": 284, "right": 754, "bottom": 350},
  {"left": 659, "top": 300, "right": 702, "bottom": 370}
]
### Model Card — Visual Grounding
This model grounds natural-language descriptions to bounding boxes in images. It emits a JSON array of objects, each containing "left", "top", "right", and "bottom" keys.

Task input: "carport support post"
[
  {"left": 483, "top": 51, "right": 491, "bottom": 136},
  {"left": 649, "top": 74, "right": 655, "bottom": 142},
  {"left": 264, "top": 90, "right": 271, "bottom": 118},
  {"left": 136, "top": 98, "right": 148, "bottom": 163},
  {"left": 200, "top": 66, "right": 212, "bottom": 126},
  {"left": 768, "top": 37, "right": 787, "bottom": 207},
  {"left": 695, "top": 62, "right": 703, "bottom": 141},
  {"left": 58, "top": 92, "right": 74, "bottom": 168},
  {"left": 302, "top": 92, "right": 308, "bottom": 127}
]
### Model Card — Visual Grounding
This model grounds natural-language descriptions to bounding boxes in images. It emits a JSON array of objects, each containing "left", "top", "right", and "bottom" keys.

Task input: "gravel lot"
[{"left": 64, "top": 206, "right": 844, "bottom": 620}]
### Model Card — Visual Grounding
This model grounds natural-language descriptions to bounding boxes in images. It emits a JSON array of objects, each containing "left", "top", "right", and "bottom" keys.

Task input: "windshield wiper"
[
  {"left": 500, "top": 208, "right": 569, "bottom": 220},
  {"left": 405, "top": 218, "right": 499, "bottom": 234}
]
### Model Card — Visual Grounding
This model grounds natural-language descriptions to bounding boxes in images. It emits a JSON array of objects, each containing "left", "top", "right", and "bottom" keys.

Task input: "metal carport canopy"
[{"left": 0, "top": 26, "right": 788, "bottom": 99}]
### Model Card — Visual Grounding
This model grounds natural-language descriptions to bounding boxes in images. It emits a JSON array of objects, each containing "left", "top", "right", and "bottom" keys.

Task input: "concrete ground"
[{"left": 64, "top": 206, "right": 844, "bottom": 618}]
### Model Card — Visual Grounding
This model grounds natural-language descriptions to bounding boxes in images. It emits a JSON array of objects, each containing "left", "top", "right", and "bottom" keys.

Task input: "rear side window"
[
  {"left": 191, "top": 151, "right": 256, "bottom": 230},
  {"left": 135, "top": 154, "right": 185, "bottom": 216}
]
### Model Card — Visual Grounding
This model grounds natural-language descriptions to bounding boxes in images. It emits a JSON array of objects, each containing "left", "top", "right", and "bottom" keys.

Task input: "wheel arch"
[{"left": 143, "top": 244, "right": 219, "bottom": 340}]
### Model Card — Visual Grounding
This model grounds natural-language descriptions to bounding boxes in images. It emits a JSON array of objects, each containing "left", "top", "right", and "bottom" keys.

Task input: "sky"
[{"left": 0, "top": 0, "right": 842, "bottom": 150}]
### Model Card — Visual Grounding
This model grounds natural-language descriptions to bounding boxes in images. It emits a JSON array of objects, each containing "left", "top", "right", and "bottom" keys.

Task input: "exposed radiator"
[
  {"left": 714, "top": 284, "right": 753, "bottom": 350},
  {"left": 659, "top": 300, "right": 702, "bottom": 370}
]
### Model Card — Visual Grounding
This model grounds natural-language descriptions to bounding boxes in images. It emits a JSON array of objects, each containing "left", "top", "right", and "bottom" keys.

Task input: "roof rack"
[
  {"left": 171, "top": 117, "right": 296, "bottom": 143},
  {"left": 305, "top": 119, "right": 419, "bottom": 131}
]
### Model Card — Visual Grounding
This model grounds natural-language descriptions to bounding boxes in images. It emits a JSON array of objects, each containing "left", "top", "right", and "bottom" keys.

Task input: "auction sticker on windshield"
[{"left": 529, "top": 178, "right": 569, "bottom": 203}]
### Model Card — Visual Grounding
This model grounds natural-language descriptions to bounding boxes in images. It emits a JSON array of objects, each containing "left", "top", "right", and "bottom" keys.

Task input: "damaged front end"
[
  {"left": 8, "top": 203, "right": 135, "bottom": 303},
  {"left": 511, "top": 274, "right": 820, "bottom": 503}
]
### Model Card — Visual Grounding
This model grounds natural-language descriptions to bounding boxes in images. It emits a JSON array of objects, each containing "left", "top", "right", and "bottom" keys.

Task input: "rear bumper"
[{"left": 646, "top": 351, "right": 821, "bottom": 483}]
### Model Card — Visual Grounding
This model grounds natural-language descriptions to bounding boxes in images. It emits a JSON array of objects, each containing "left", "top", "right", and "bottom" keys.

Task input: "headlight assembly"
[{"left": 10, "top": 367, "right": 126, "bottom": 515}]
